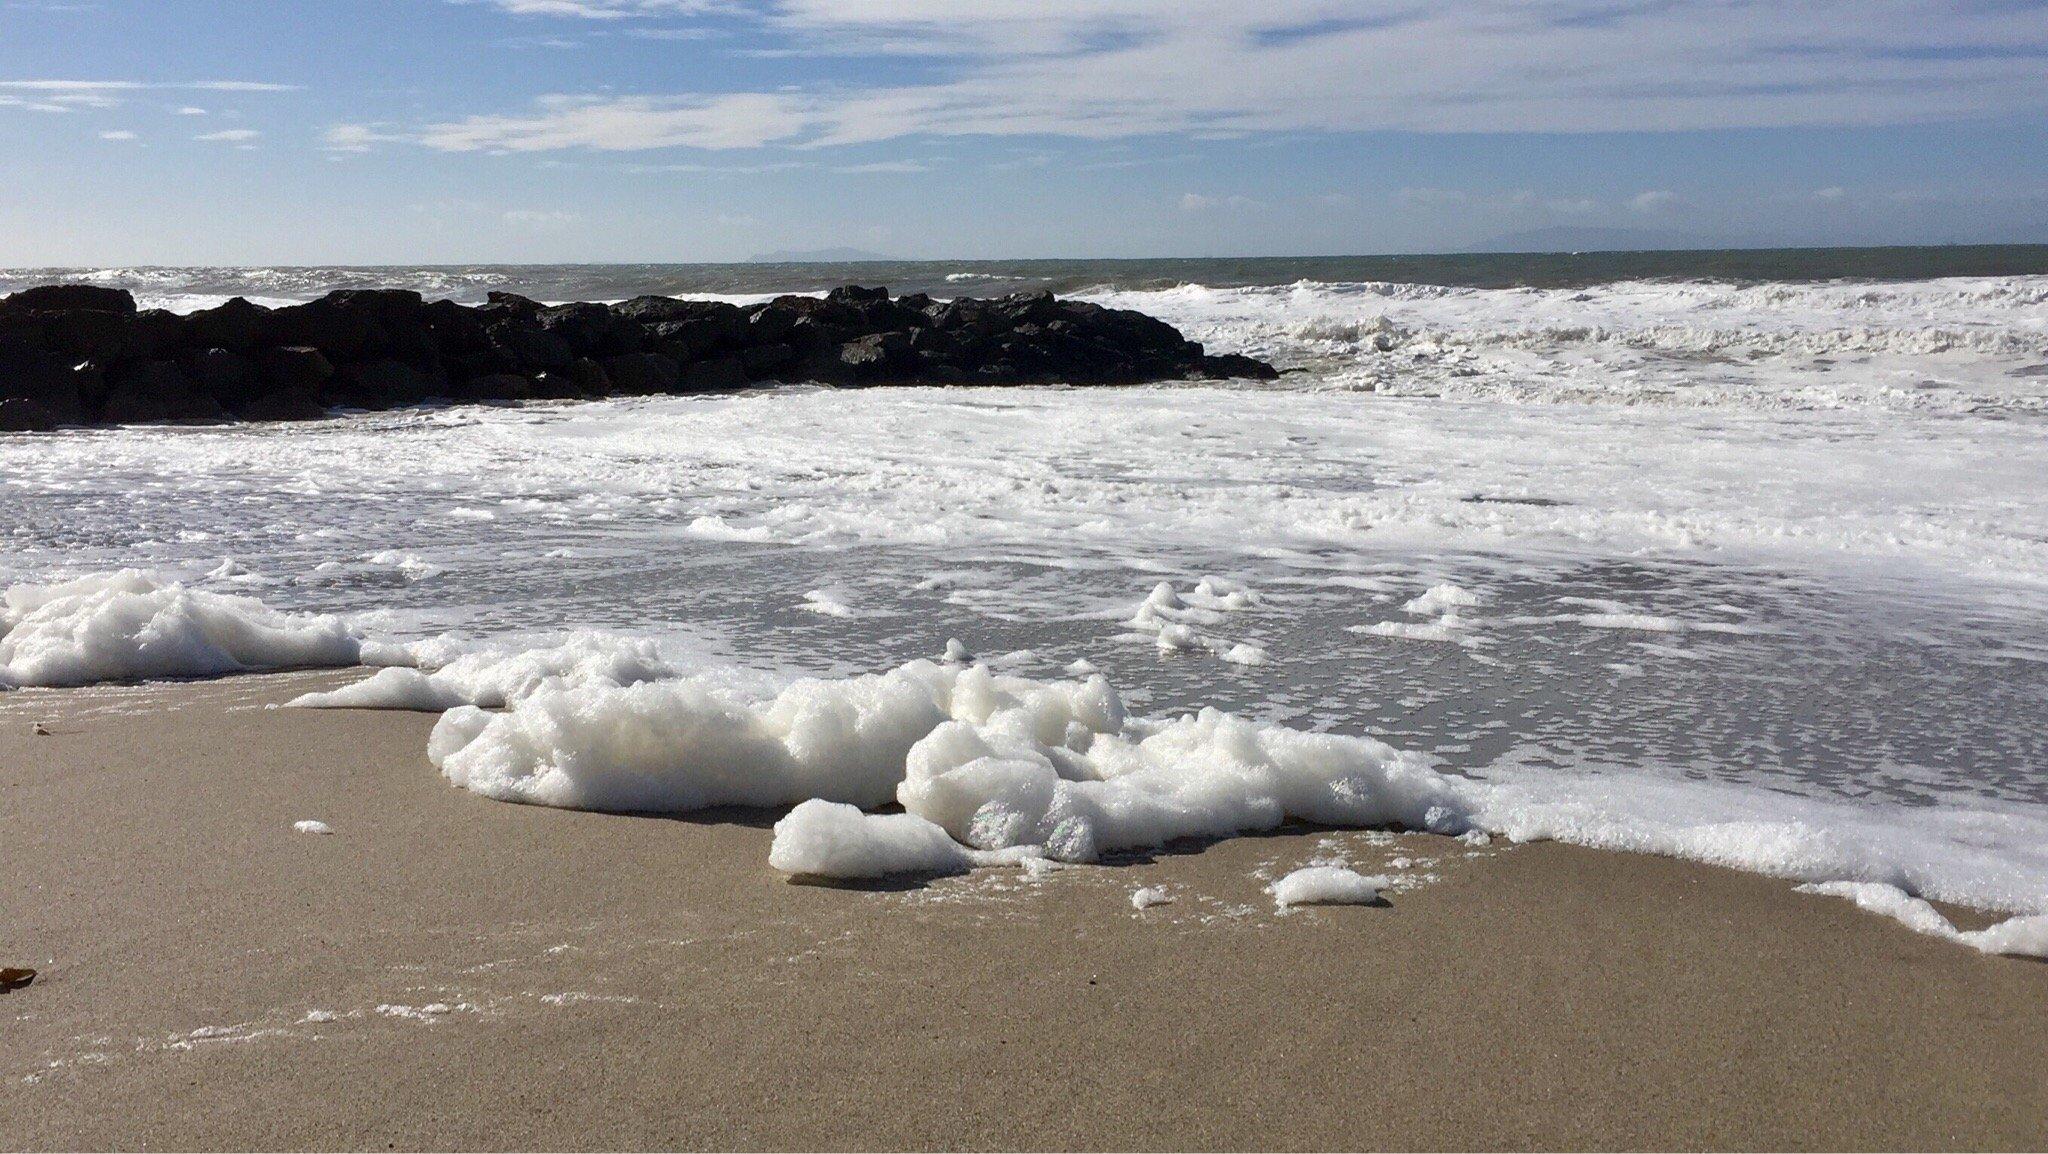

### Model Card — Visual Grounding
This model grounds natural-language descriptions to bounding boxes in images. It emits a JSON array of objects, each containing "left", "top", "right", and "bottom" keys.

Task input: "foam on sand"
[
  {"left": 0, "top": 570, "right": 369, "bottom": 689},
  {"left": 1269, "top": 866, "right": 1386, "bottom": 907},
  {"left": 767, "top": 800, "right": 977, "bottom": 879},
  {"left": 1796, "top": 882, "right": 2048, "bottom": 957},
  {"left": 395, "top": 642, "right": 2048, "bottom": 954},
  {"left": 286, "top": 632, "right": 674, "bottom": 711}
]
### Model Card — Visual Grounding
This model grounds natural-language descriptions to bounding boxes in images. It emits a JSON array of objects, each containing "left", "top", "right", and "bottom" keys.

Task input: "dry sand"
[{"left": 1, "top": 671, "right": 2043, "bottom": 1151}]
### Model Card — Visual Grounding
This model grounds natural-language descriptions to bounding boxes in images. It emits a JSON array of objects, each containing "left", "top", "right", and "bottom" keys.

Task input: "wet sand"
[{"left": 1, "top": 671, "right": 2043, "bottom": 1151}]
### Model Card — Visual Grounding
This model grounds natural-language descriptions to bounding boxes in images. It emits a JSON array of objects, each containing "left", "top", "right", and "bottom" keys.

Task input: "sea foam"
[{"left": 0, "top": 570, "right": 369, "bottom": 689}]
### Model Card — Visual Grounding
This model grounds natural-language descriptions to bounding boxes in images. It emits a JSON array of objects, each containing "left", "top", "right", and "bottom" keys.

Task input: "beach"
[{"left": 3, "top": 671, "right": 2043, "bottom": 1151}]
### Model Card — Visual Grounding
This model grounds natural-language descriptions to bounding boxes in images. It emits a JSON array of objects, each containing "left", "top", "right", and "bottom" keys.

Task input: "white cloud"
[
  {"left": 0, "top": 79, "right": 296, "bottom": 92},
  {"left": 1180, "top": 192, "right": 1262, "bottom": 211},
  {"left": 830, "top": 159, "right": 927, "bottom": 173},
  {"left": 373, "top": 2, "right": 2048, "bottom": 154},
  {"left": 1629, "top": 189, "right": 1678, "bottom": 213},
  {"left": 173, "top": 106, "right": 208, "bottom": 115},
  {"left": 502, "top": 208, "right": 582, "bottom": 227},
  {"left": 464, "top": 0, "right": 729, "bottom": 17},
  {"left": 323, "top": 124, "right": 397, "bottom": 152},
  {"left": 195, "top": 128, "right": 261, "bottom": 142},
  {"left": 1813, "top": 185, "right": 1848, "bottom": 201},
  {"left": 418, "top": 92, "right": 808, "bottom": 151},
  {"left": 97, "top": 129, "right": 136, "bottom": 140}
]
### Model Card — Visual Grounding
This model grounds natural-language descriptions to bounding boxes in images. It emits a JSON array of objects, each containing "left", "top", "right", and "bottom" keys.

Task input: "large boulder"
[
  {"left": 101, "top": 360, "right": 225, "bottom": 424},
  {"left": 0, "top": 397, "right": 60, "bottom": 432},
  {"left": 676, "top": 355, "right": 748, "bottom": 393},
  {"left": 325, "top": 359, "right": 442, "bottom": 409},
  {"left": 238, "top": 388, "right": 327, "bottom": 422},
  {"left": 40, "top": 309, "right": 133, "bottom": 361},
  {"left": 122, "top": 310, "right": 188, "bottom": 361},
  {"left": 184, "top": 297, "right": 267, "bottom": 352},
  {"left": 0, "top": 347, "right": 92, "bottom": 425},
  {"left": 602, "top": 352, "right": 680, "bottom": 395},
  {"left": 258, "top": 346, "right": 336, "bottom": 392},
  {"left": 0, "top": 284, "right": 136, "bottom": 316}
]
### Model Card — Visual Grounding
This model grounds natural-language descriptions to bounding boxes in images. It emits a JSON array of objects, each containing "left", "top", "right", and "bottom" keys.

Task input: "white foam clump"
[
  {"left": 1353, "top": 581, "right": 1483, "bottom": 645},
  {"left": 799, "top": 588, "right": 857, "bottom": 618},
  {"left": 1121, "top": 578, "right": 1267, "bottom": 664},
  {"left": 1131, "top": 886, "right": 1173, "bottom": 910},
  {"left": 0, "top": 570, "right": 369, "bottom": 689},
  {"left": 287, "top": 632, "right": 673, "bottom": 711},
  {"left": 1270, "top": 866, "right": 1385, "bottom": 907},
  {"left": 422, "top": 654, "right": 1469, "bottom": 866},
  {"left": 767, "top": 799, "right": 983, "bottom": 879},
  {"left": 1795, "top": 881, "right": 2048, "bottom": 958},
  {"left": 293, "top": 819, "right": 334, "bottom": 835}
]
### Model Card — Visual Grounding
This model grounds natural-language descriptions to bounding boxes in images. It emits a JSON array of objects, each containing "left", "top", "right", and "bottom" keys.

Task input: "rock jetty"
[{"left": 0, "top": 283, "right": 1277, "bottom": 431}]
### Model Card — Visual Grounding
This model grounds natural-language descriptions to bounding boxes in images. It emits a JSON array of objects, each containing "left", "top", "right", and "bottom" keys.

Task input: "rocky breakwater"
[{"left": 0, "top": 283, "right": 1277, "bottom": 431}]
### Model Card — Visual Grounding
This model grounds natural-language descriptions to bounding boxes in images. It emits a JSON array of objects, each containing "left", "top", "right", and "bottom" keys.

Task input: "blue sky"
[{"left": 1, "top": 0, "right": 2044, "bottom": 263}]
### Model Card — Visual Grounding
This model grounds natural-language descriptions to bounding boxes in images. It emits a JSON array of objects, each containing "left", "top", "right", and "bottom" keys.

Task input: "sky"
[{"left": 0, "top": 0, "right": 2044, "bottom": 264}]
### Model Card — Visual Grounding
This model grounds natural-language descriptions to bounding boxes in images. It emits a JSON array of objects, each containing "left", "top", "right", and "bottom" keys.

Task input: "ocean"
[{"left": 4, "top": 246, "right": 2047, "bottom": 940}]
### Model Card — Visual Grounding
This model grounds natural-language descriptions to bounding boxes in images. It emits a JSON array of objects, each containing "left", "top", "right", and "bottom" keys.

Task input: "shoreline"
[{"left": 3, "top": 671, "right": 2044, "bottom": 1150}]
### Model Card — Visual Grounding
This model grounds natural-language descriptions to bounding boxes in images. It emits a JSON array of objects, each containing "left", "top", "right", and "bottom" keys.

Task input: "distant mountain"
[
  {"left": 1465, "top": 226, "right": 1727, "bottom": 254},
  {"left": 745, "top": 247, "right": 895, "bottom": 263}
]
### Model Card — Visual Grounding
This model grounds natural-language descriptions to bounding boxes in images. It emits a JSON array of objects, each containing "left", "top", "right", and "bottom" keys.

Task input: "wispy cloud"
[
  {"left": 0, "top": 79, "right": 297, "bottom": 91},
  {"left": 462, "top": 0, "right": 730, "bottom": 17},
  {"left": 416, "top": 93, "right": 809, "bottom": 151},
  {"left": 1629, "top": 189, "right": 1678, "bottom": 213},
  {"left": 386, "top": 1, "right": 2048, "bottom": 155},
  {"left": 501, "top": 208, "right": 582, "bottom": 227},
  {"left": 195, "top": 128, "right": 261, "bottom": 142},
  {"left": 830, "top": 159, "right": 928, "bottom": 173},
  {"left": 97, "top": 128, "right": 136, "bottom": 140}
]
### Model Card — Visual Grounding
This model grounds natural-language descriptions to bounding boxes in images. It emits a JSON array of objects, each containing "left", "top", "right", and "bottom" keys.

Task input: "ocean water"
[{"left": 4, "top": 250, "right": 2048, "bottom": 932}]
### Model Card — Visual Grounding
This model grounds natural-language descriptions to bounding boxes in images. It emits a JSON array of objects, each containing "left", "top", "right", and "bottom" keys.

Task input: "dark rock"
[
  {"left": 483, "top": 291, "right": 544, "bottom": 319},
  {"left": 676, "top": 355, "right": 748, "bottom": 393},
  {"left": 530, "top": 357, "right": 609, "bottom": 399},
  {"left": 838, "top": 332, "right": 912, "bottom": 382},
  {"left": 258, "top": 346, "right": 336, "bottom": 391},
  {"left": 326, "top": 359, "right": 442, "bottom": 409},
  {"left": 238, "top": 387, "right": 327, "bottom": 422},
  {"left": 421, "top": 298, "right": 492, "bottom": 357},
  {"left": 268, "top": 299, "right": 374, "bottom": 361},
  {"left": 0, "top": 347, "right": 91, "bottom": 424},
  {"left": 0, "top": 397, "right": 60, "bottom": 431},
  {"left": 602, "top": 352, "right": 680, "bottom": 395},
  {"left": 485, "top": 320, "right": 574, "bottom": 373},
  {"left": 0, "top": 284, "right": 136, "bottom": 316},
  {"left": 102, "top": 360, "right": 225, "bottom": 423},
  {"left": 1194, "top": 352, "right": 1280, "bottom": 381},
  {"left": 538, "top": 302, "right": 623, "bottom": 356},
  {"left": 184, "top": 348, "right": 259, "bottom": 405},
  {"left": 825, "top": 284, "right": 889, "bottom": 305},
  {"left": 0, "top": 280, "right": 1277, "bottom": 425},
  {"left": 741, "top": 342, "right": 797, "bottom": 379},
  {"left": 123, "top": 310, "right": 187, "bottom": 360},
  {"left": 184, "top": 297, "right": 266, "bottom": 352},
  {"left": 41, "top": 309, "right": 132, "bottom": 361}
]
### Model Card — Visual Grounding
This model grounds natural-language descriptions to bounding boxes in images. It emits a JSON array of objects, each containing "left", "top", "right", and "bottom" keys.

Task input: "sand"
[{"left": 1, "top": 670, "right": 2043, "bottom": 1151}]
